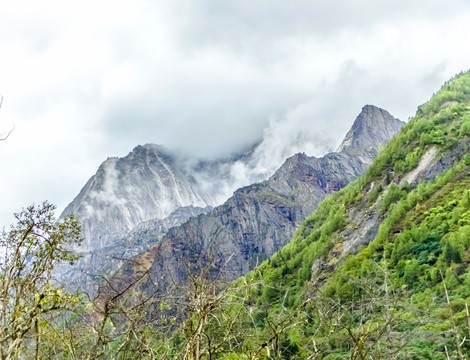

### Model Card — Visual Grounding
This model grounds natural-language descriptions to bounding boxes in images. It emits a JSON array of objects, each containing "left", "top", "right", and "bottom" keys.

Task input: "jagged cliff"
[
  {"left": 61, "top": 144, "right": 219, "bottom": 252},
  {"left": 59, "top": 141, "right": 269, "bottom": 290},
  {"left": 56, "top": 205, "right": 212, "bottom": 291},
  {"left": 61, "top": 103, "right": 402, "bottom": 294},
  {"left": 108, "top": 105, "right": 403, "bottom": 297},
  {"left": 336, "top": 104, "right": 405, "bottom": 158}
]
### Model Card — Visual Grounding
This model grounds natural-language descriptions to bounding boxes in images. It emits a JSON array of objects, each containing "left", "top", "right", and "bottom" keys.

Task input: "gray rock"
[
  {"left": 61, "top": 145, "right": 219, "bottom": 252},
  {"left": 55, "top": 205, "right": 212, "bottom": 293},
  {"left": 336, "top": 105, "right": 403, "bottom": 157},
  {"left": 105, "top": 106, "right": 404, "bottom": 298}
]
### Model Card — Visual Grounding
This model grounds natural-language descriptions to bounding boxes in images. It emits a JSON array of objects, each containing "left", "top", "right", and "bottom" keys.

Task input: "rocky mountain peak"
[
  {"left": 98, "top": 104, "right": 405, "bottom": 300},
  {"left": 61, "top": 144, "right": 217, "bottom": 252},
  {"left": 336, "top": 105, "right": 404, "bottom": 154},
  {"left": 58, "top": 103, "right": 406, "bottom": 294}
]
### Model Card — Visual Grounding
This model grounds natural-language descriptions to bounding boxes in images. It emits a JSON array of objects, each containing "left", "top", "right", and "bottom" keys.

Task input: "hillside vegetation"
[
  {"left": 123, "top": 70, "right": 470, "bottom": 360},
  {"left": 229, "top": 70, "right": 470, "bottom": 359},
  {"left": 3, "top": 71, "right": 470, "bottom": 359}
]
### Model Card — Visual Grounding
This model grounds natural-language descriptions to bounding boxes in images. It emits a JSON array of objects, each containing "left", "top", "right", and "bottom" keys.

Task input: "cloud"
[
  {"left": 0, "top": 0, "right": 470, "bottom": 226},
  {"left": 210, "top": 99, "right": 345, "bottom": 201},
  {"left": 87, "top": 159, "right": 127, "bottom": 208}
]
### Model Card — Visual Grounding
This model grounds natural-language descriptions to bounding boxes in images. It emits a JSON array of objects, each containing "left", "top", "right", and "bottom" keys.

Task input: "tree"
[
  {"left": 75, "top": 258, "right": 164, "bottom": 360},
  {"left": 0, "top": 202, "right": 82, "bottom": 359},
  {"left": 170, "top": 254, "right": 262, "bottom": 360},
  {"left": 304, "top": 262, "right": 414, "bottom": 360},
  {"left": 165, "top": 250, "right": 306, "bottom": 360},
  {"left": 71, "top": 247, "right": 278, "bottom": 359}
]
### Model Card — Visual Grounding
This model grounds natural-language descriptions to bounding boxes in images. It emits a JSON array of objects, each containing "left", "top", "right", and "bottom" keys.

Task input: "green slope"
[
  {"left": 232, "top": 70, "right": 470, "bottom": 359},
  {"left": 38, "top": 71, "right": 470, "bottom": 360}
]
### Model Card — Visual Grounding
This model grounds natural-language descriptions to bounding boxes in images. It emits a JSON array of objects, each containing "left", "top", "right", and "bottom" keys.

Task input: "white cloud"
[{"left": 0, "top": 0, "right": 470, "bottom": 226}]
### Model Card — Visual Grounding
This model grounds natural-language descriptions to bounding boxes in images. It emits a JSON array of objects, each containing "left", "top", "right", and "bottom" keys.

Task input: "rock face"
[
  {"left": 59, "top": 139, "right": 279, "bottom": 290},
  {"left": 61, "top": 144, "right": 219, "bottom": 252},
  {"left": 108, "top": 106, "right": 404, "bottom": 297},
  {"left": 336, "top": 105, "right": 404, "bottom": 159},
  {"left": 65, "top": 105, "right": 401, "bottom": 257},
  {"left": 62, "top": 105, "right": 402, "bottom": 295},
  {"left": 57, "top": 205, "right": 212, "bottom": 292}
]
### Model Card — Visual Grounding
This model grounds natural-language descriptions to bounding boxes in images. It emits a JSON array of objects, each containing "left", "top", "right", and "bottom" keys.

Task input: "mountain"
[
  {"left": 104, "top": 105, "right": 403, "bottom": 300},
  {"left": 336, "top": 104, "right": 406, "bottom": 157},
  {"left": 56, "top": 205, "right": 213, "bottom": 291},
  {"left": 32, "top": 72, "right": 470, "bottom": 359},
  {"left": 216, "top": 71, "right": 470, "bottom": 358},
  {"left": 61, "top": 104, "right": 401, "bottom": 294},
  {"left": 61, "top": 144, "right": 221, "bottom": 252}
]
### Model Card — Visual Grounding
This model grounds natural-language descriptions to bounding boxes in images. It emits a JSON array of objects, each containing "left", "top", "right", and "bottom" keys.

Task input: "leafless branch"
[{"left": 0, "top": 96, "right": 14, "bottom": 141}]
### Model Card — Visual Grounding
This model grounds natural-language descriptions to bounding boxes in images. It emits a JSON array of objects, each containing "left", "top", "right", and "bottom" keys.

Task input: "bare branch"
[{"left": 0, "top": 96, "right": 14, "bottom": 141}]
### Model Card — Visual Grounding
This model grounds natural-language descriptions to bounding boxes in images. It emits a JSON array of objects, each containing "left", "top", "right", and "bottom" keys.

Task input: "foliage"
[
  {"left": 0, "top": 202, "right": 82, "bottom": 359},
  {"left": 214, "top": 70, "right": 470, "bottom": 359},
  {"left": 5, "top": 70, "right": 470, "bottom": 359}
]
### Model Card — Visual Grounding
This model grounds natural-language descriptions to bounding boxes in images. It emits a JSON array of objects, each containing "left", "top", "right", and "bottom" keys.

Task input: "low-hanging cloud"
[
  {"left": 190, "top": 86, "right": 367, "bottom": 204},
  {"left": 0, "top": 0, "right": 470, "bottom": 226}
]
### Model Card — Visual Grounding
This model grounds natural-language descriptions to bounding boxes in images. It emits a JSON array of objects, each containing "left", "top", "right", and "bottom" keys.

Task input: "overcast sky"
[{"left": 1, "top": 0, "right": 469, "bottom": 226}]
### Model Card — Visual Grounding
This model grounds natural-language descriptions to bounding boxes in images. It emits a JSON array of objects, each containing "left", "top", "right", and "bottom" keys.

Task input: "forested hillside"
[
  {"left": 2, "top": 71, "right": 470, "bottom": 359},
  {"left": 86, "top": 70, "right": 470, "bottom": 359},
  {"left": 228, "top": 70, "right": 470, "bottom": 358}
]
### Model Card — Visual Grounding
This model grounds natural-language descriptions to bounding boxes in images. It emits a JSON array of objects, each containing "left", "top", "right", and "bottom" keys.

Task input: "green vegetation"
[
  {"left": 0, "top": 202, "right": 82, "bottom": 360},
  {"left": 229, "top": 70, "right": 470, "bottom": 359},
  {"left": 3, "top": 70, "right": 470, "bottom": 359}
]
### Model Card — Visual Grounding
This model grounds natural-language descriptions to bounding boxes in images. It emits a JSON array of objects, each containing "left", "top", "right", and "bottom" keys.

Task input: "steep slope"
[
  {"left": 232, "top": 71, "right": 470, "bottom": 358},
  {"left": 61, "top": 144, "right": 219, "bottom": 252},
  {"left": 336, "top": 104, "right": 404, "bottom": 158},
  {"left": 107, "top": 105, "right": 403, "bottom": 298},
  {"left": 63, "top": 105, "right": 401, "bottom": 256},
  {"left": 50, "top": 73, "right": 470, "bottom": 359},
  {"left": 57, "top": 205, "right": 212, "bottom": 291}
]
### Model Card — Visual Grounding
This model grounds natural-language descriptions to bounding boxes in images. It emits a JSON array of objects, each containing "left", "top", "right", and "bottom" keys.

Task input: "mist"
[
  {"left": 185, "top": 95, "right": 357, "bottom": 205},
  {"left": 0, "top": 0, "right": 470, "bottom": 226}
]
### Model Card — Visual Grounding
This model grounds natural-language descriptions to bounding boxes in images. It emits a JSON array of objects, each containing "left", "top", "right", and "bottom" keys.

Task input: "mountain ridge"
[
  {"left": 228, "top": 70, "right": 470, "bottom": 358},
  {"left": 102, "top": 105, "right": 403, "bottom": 301},
  {"left": 336, "top": 104, "right": 404, "bottom": 155},
  {"left": 61, "top": 104, "right": 402, "bottom": 293},
  {"left": 61, "top": 144, "right": 219, "bottom": 251}
]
